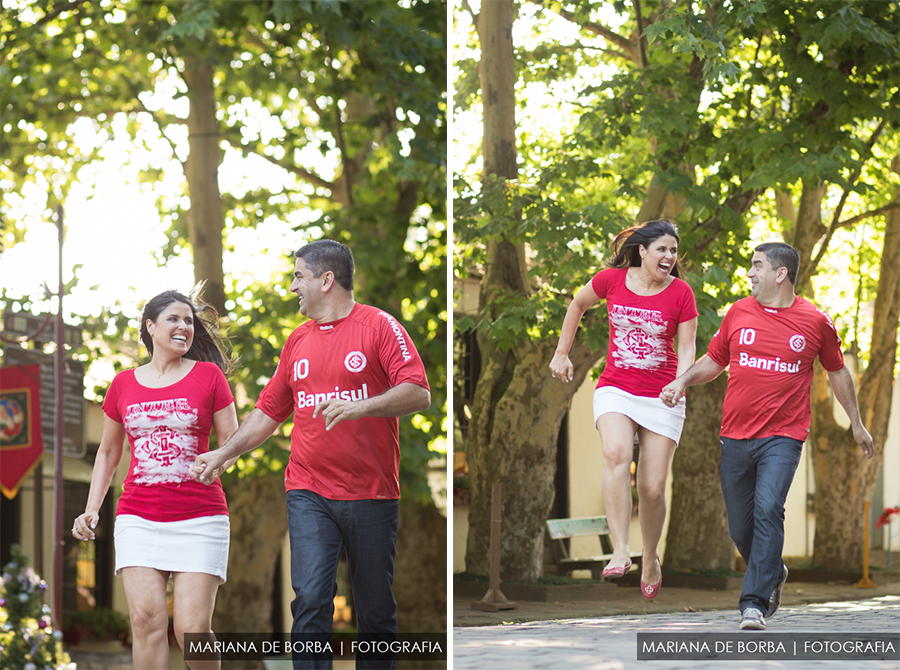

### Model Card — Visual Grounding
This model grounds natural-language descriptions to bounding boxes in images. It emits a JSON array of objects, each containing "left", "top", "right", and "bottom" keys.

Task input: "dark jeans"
[
  {"left": 286, "top": 489, "right": 399, "bottom": 670},
  {"left": 719, "top": 435, "right": 803, "bottom": 613}
]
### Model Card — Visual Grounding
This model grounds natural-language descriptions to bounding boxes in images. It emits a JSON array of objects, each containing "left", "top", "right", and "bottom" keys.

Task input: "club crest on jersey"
[
  {"left": 789, "top": 334, "right": 806, "bottom": 353},
  {"left": 344, "top": 351, "right": 367, "bottom": 373}
]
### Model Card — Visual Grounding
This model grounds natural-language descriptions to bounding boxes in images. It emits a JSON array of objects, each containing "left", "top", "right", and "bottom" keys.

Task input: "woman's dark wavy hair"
[
  {"left": 607, "top": 219, "right": 685, "bottom": 279},
  {"left": 138, "top": 285, "right": 233, "bottom": 376}
]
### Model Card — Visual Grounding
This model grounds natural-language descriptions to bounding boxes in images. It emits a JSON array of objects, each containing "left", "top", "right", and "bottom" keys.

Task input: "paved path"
[{"left": 453, "top": 596, "right": 900, "bottom": 669}]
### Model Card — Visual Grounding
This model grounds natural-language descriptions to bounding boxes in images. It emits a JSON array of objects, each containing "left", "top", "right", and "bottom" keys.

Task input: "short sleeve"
[
  {"left": 375, "top": 311, "right": 430, "bottom": 391},
  {"left": 816, "top": 308, "right": 844, "bottom": 372},
  {"left": 706, "top": 306, "right": 734, "bottom": 367},
  {"left": 591, "top": 268, "right": 616, "bottom": 300},
  {"left": 102, "top": 372, "right": 124, "bottom": 423},
  {"left": 210, "top": 365, "right": 235, "bottom": 412},
  {"left": 255, "top": 342, "right": 298, "bottom": 423},
  {"left": 678, "top": 281, "right": 699, "bottom": 323}
]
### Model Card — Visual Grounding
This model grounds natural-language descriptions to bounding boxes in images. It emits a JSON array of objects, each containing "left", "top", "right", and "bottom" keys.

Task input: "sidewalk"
[
  {"left": 453, "top": 557, "right": 900, "bottom": 669},
  {"left": 453, "top": 596, "right": 900, "bottom": 669},
  {"left": 455, "top": 571, "right": 899, "bottom": 627}
]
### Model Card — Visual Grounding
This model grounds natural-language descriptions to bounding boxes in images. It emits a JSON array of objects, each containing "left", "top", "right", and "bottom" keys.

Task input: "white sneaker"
[{"left": 740, "top": 607, "right": 766, "bottom": 630}]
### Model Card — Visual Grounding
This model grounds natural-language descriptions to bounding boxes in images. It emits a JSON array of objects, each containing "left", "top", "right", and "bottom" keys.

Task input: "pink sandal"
[
  {"left": 641, "top": 557, "right": 662, "bottom": 599},
  {"left": 602, "top": 559, "right": 632, "bottom": 579}
]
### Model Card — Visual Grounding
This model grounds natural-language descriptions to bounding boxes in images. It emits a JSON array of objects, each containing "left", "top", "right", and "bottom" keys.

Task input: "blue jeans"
[
  {"left": 286, "top": 489, "right": 399, "bottom": 670},
  {"left": 719, "top": 436, "right": 803, "bottom": 613}
]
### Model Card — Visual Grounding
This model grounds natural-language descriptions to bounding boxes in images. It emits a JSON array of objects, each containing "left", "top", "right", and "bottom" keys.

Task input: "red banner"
[{"left": 1, "top": 364, "right": 44, "bottom": 499}]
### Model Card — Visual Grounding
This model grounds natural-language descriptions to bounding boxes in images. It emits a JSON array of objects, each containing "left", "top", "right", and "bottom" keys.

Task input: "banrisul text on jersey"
[
  {"left": 296, "top": 384, "right": 369, "bottom": 409},
  {"left": 737, "top": 353, "right": 801, "bottom": 373}
]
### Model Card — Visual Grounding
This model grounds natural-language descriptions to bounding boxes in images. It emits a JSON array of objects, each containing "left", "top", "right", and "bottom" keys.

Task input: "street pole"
[{"left": 52, "top": 205, "right": 65, "bottom": 625}]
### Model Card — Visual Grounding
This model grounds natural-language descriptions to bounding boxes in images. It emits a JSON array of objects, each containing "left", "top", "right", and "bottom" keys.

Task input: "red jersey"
[
  {"left": 706, "top": 296, "right": 844, "bottom": 441},
  {"left": 256, "top": 302, "right": 430, "bottom": 501},
  {"left": 103, "top": 361, "right": 233, "bottom": 522},
  {"left": 591, "top": 268, "right": 698, "bottom": 397}
]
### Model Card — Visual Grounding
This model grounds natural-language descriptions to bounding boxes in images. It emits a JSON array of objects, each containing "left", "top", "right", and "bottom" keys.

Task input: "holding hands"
[
  {"left": 659, "top": 380, "right": 686, "bottom": 407},
  {"left": 190, "top": 452, "right": 228, "bottom": 485}
]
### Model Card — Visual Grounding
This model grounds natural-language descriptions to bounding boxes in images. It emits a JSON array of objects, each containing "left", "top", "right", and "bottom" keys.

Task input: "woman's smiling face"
[{"left": 640, "top": 234, "right": 678, "bottom": 279}]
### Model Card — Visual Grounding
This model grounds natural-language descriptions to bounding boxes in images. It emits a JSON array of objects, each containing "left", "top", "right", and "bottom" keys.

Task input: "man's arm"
[
  {"left": 826, "top": 366, "right": 874, "bottom": 459},
  {"left": 191, "top": 408, "right": 282, "bottom": 484},
  {"left": 660, "top": 354, "right": 727, "bottom": 407},
  {"left": 313, "top": 382, "right": 431, "bottom": 431}
]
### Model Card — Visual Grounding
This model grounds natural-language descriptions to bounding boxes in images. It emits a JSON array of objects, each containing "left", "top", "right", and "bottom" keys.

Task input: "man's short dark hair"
[
  {"left": 294, "top": 239, "right": 355, "bottom": 291},
  {"left": 755, "top": 242, "right": 800, "bottom": 285}
]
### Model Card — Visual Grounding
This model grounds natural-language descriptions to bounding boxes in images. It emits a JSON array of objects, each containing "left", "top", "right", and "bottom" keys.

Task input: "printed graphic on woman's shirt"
[
  {"left": 123, "top": 398, "right": 200, "bottom": 484},
  {"left": 609, "top": 304, "right": 667, "bottom": 370}
]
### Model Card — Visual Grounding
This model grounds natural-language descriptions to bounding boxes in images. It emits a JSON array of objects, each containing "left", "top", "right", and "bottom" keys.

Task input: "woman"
[
  {"left": 72, "top": 290, "right": 239, "bottom": 669},
  {"left": 549, "top": 220, "right": 698, "bottom": 599}
]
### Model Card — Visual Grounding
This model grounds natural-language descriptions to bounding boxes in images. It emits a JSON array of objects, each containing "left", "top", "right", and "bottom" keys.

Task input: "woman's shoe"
[
  {"left": 641, "top": 557, "right": 662, "bottom": 599},
  {"left": 601, "top": 559, "right": 632, "bottom": 579}
]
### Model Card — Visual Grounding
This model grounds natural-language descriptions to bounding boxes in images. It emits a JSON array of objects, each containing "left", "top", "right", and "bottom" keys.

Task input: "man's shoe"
[
  {"left": 767, "top": 564, "right": 789, "bottom": 618},
  {"left": 740, "top": 607, "right": 766, "bottom": 630}
]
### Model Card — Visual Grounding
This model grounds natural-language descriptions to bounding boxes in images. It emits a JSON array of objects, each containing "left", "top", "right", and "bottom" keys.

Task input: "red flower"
[{"left": 875, "top": 506, "right": 900, "bottom": 529}]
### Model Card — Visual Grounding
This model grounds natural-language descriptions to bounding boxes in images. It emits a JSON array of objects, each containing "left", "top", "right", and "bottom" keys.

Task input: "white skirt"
[
  {"left": 114, "top": 514, "right": 230, "bottom": 582},
  {"left": 592, "top": 385, "right": 686, "bottom": 444}
]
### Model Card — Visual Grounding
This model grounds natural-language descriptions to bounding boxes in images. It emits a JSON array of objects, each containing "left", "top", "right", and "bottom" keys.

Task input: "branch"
[
  {"left": 219, "top": 135, "right": 335, "bottom": 194},
  {"left": 31, "top": 0, "right": 89, "bottom": 30},
  {"left": 323, "top": 36, "right": 352, "bottom": 206},
  {"left": 522, "top": 42, "right": 632, "bottom": 62},
  {"left": 807, "top": 116, "right": 890, "bottom": 278},
  {"left": 633, "top": 0, "right": 648, "bottom": 68},
  {"left": 461, "top": 0, "right": 478, "bottom": 26},
  {"left": 694, "top": 186, "right": 766, "bottom": 256},
  {"left": 526, "top": 0, "right": 639, "bottom": 63},
  {"left": 835, "top": 203, "right": 900, "bottom": 230}
]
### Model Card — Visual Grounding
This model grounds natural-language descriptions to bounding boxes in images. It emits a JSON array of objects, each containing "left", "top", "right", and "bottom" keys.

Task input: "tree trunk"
[
  {"left": 393, "top": 499, "right": 446, "bottom": 636},
  {"left": 664, "top": 375, "right": 733, "bottom": 569},
  {"left": 182, "top": 56, "right": 227, "bottom": 313},
  {"left": 214, "top": 473, "right": 288, "bottom": 670},
  {"left": 464, "top": 329, "right": 602, "bottom": 581},
  {"left": 477, "top": 0, "right": 517, "bottom": 182},
  {"left": 791, "top": 180, "right": 828, "bottom": 287},
  {"left": 811, "top": 160, "right": 900, "bottom": 567}
]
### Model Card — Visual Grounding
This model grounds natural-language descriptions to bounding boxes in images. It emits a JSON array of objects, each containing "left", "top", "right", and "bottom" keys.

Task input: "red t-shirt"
[
  {"left": 591, "top": 268, "right": 699, "bottom": 397},
  {"left": 706, "top": 296, "right": 844, "bottom": 441},
  {"left": 256, "top": 302, "right": 430, "bottom": 501},
  {"left": 103, "top": 361, "right": 233, "bottom": 522}
]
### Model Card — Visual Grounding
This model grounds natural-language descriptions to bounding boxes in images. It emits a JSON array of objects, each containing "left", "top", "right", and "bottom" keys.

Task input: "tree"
[
  {"left": 455, "top": 0, "right": 899, "bottom": 580},
  {"left": 0, "top": 545, "right": 71, "bottom": 670},
  {"left": 457, "top": 0, "right": 606, "bottom": 582},
  {"left": 2, "top": 0, "right": 447, "bottom": 644}
]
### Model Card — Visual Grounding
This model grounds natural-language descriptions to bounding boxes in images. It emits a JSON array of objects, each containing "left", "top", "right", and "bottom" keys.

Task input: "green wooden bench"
[{"left": 546, "top": 516, "right": 642, "bottom": 581}]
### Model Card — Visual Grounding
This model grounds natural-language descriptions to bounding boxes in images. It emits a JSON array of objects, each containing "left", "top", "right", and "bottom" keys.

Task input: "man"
[
  {"left": 661, "top": 242, "right": 873, "bottom": 631},
  {"left": 191, "top": 239, "right": 430, "bottom": 668}
]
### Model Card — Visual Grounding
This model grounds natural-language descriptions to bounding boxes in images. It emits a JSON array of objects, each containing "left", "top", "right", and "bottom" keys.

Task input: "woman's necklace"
[{"left": 154, "top": 359, "right": 181, "bottom": 378}]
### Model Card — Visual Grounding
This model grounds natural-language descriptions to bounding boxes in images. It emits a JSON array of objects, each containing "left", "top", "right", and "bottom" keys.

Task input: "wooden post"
[
  {"left": 471, "top": 483, "right": 518, "bottom": 611},
  {"left": 855, "top": 500, "right": 877, "bottom": 589}
]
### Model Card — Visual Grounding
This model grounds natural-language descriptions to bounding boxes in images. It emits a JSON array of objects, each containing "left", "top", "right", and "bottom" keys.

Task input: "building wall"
[{"left": 884, "top": 376, "right": 900, "bottom": 551}]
